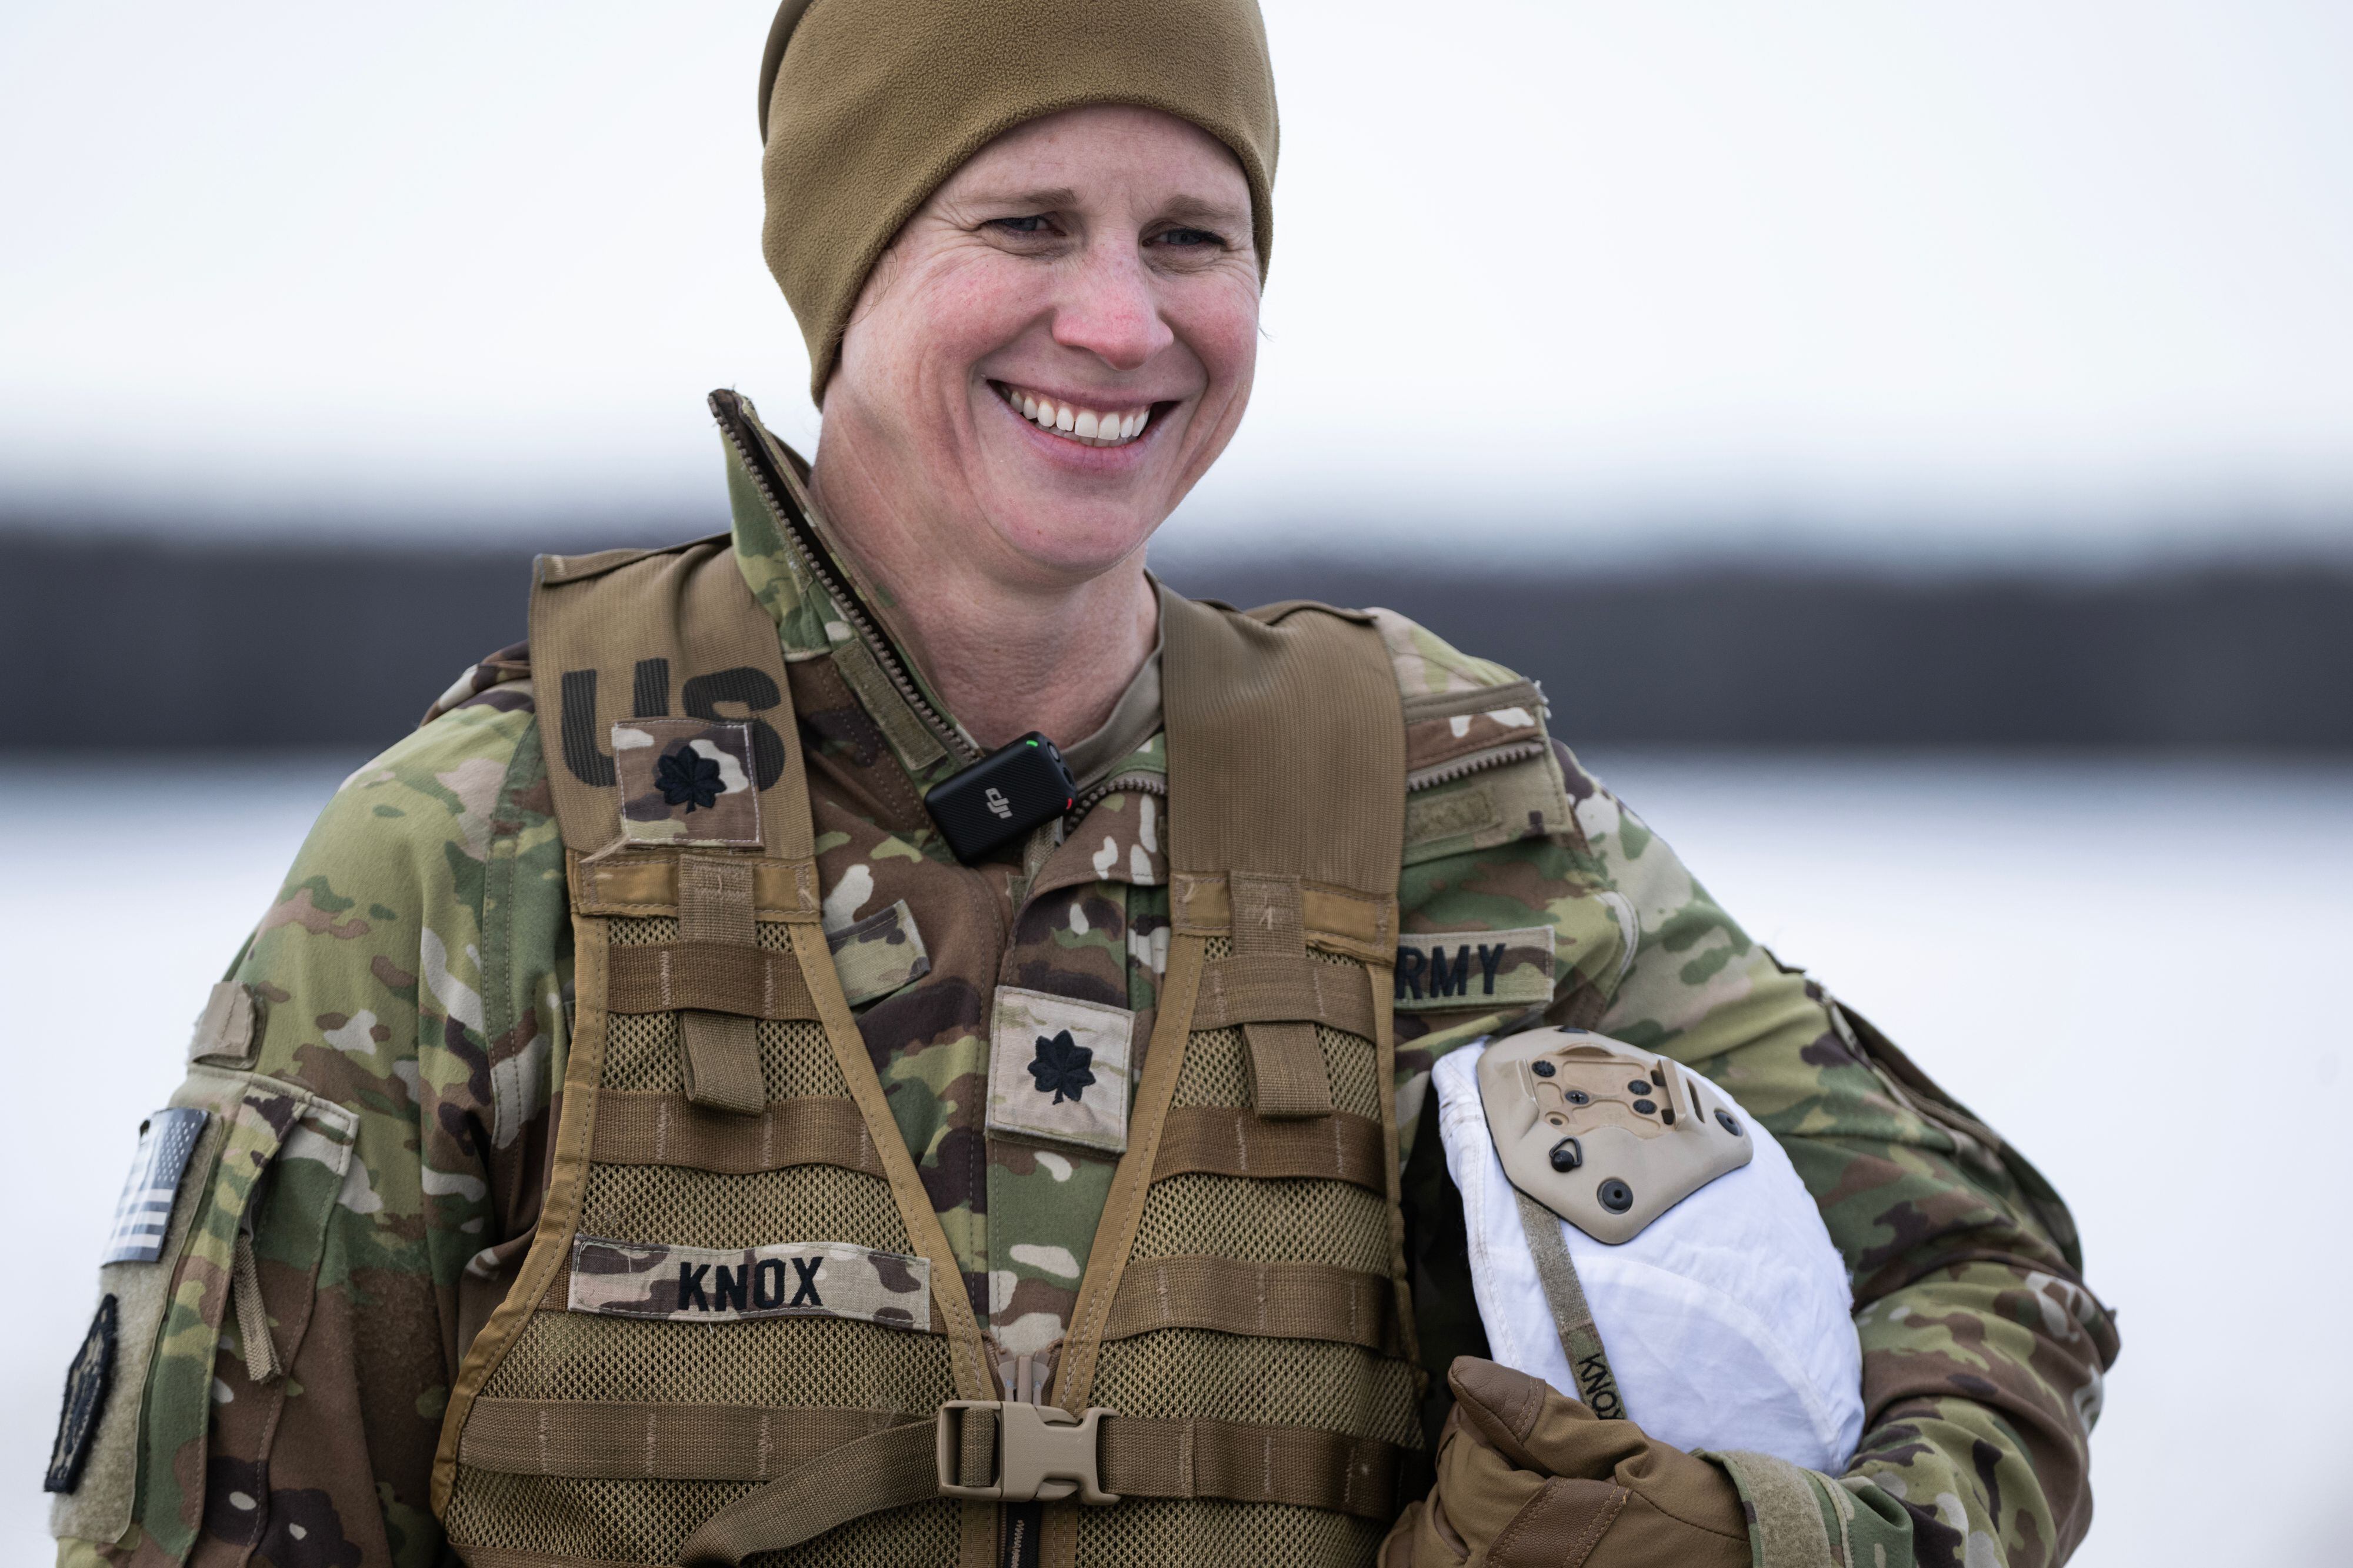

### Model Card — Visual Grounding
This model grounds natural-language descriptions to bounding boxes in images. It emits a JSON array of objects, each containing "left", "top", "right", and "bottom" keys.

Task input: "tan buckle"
[{"left": 935, "top": 1400, "right": 1119, "bottom": 1504}]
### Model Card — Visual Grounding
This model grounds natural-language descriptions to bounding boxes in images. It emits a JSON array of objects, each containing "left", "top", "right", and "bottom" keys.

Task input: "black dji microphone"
[{"left": 923, "top": 732, "right": 1077, "bottom": 862}]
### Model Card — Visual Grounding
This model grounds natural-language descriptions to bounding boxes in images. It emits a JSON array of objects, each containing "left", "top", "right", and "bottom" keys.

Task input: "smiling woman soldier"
[{"left": 47, "top": 3, "right": 2115, "bottom": 1567}]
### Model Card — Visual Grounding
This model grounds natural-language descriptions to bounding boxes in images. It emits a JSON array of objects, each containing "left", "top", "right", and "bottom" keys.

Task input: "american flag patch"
[{"left": 100, "top": 1109, "right": 208, "bottom": 1265}]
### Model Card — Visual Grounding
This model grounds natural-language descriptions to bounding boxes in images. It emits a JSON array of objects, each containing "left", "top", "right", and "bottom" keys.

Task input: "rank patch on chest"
[
  {"left": 567, "top": 1236, "right": 930, "bottom": 1329},
  {"left": 1394, "top": 925, "right": 1556, "bottom": 1012},
  {"left": 986, "top": 987, "right": 1135, "bottom": 1154},
  {"left": 612, "top": 718, "right": 762, "bottom": 845},
  {"left": 100, "top": 1107, "right": 208, "bottom": 1265}
]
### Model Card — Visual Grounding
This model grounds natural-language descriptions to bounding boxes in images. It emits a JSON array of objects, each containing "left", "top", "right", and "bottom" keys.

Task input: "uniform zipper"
[
  {"left": 707, "top": 391, "right": 980, "bottom": 768},
  {"left": 1063, "top": 769, "right": 1168, "bottom": 827},
  {"left": 1405, "top": 739, "right": 1549, "bottom": 793},
  {"left": 1064, "top": 735, "right": 1539, "bottom": 823}
]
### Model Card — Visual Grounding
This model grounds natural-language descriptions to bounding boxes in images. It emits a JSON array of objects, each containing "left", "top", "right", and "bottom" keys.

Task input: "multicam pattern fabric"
[
  {"left": 612, "top": 718, "right": 762, "bottom": 843},
  {"left": 566, "top": 1235, "right": 930, "bottom": 1329},
  {"left": 1401, "top": 698, "right": 1547, "bottom": 783},
  {"left": 55, "top": 398, "right": 2115, "bottom": 1568},
  {"left": 825, "top": 897, "right": 932, "bottom": 1006}
]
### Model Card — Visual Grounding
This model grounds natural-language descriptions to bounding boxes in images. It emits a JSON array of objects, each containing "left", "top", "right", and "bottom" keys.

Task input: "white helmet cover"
[{"left": 1434, "top": 1037, "right": 1865, "bottom": 1473}]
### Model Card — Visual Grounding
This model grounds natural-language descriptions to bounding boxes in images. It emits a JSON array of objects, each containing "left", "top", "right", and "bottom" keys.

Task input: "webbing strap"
[
  {"left": 1190, "top": 952, "right": 1378, "bottom": 1037},
  {"left": 229, "top": 1230, "right": 282, "bottom": 1384},
  {"left": 1101, "top": 1416, "right": 1407, "bottom": 1520},
  {"left": 461, "top": 1397, "right": 1414, "bottom": 1528},
  {"left": 1229, "top": 872, "right": 1332, "bottom": 1119},
  {"left": 1051, "top": 591, "right": 1417, "bottom": 1536},
  {"left": 1152, "top": 1105, "right": 1387, "bottom": 1192},
  {"left": 678, "top": 858, "right": 765, "bottom": 1114},
  {"left": 588, "top": 1090, "right": 882, "bottom": 1176},
  {"left": 1512, "top": 1189, "right": 1628, "bottom": 1422},
  {"left": 1158, "top": 590, "right": 1405, "bottom": 895},
  {"left": 606, "top": 941, "right": 821, "bottom": 1022},
  {"left": 1160, "top": 592, "right": 1406, "bottom": 1126},
  {"left": 676, "top": 1420, "right": 939, "bottom": 1567},
  {"left": 458, "top": 1398, "right": 909, "bottom": 1480},
  {"left": 1104, "top": 1255, "right": 1400, "bottom": 1353},
  {"left": 956, "top": 1406, "right": 997, "bottom": 1488}
]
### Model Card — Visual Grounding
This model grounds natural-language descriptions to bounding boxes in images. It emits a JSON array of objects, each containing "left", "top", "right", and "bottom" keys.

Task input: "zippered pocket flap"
[
  {"left": 1403, "top": 746, "right": 1574, "bottom": 865},
  {"left": 1401, "top": 678, "right": 1550, "bottom": 776},
  {"left": 131, "top": 1069, "right": 358, "bottom": 1560}
]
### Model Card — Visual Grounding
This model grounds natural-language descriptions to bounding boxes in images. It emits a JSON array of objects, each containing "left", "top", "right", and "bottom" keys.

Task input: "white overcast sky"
[{"left": 2, "top": 1, "right": 2349, "bottom": 564}]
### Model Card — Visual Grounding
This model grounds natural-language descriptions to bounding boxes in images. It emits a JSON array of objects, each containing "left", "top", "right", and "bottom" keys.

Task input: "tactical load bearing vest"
[{"left": 431, "top": 525, "right": 1427, "bottom": 1565}]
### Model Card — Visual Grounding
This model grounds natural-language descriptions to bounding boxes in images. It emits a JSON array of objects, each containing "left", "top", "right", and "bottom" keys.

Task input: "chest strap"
[{"left": 451, "top": 1397, "right": 1421, "bottom": 1566}]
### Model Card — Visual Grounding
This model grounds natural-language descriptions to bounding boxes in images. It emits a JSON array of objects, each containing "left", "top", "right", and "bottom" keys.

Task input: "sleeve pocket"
[{"left": 50, "top": 1067, "right": 357, "bottom": 1559}]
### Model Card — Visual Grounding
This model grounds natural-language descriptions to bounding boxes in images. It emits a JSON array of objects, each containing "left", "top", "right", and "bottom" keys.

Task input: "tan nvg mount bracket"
[{"left": 1478, "top": 1028, "right": 1754, "bottom": 1245}]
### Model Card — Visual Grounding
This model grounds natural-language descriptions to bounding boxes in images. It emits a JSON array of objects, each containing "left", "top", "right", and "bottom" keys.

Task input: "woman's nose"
[{"left": 1048, "top": 242, "right": 1175, "bottom": 372}]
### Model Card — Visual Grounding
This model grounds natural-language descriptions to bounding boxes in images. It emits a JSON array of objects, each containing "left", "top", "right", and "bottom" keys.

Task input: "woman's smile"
[{"left": 988, "top": 379, "right": 1157, "bottom": 448}]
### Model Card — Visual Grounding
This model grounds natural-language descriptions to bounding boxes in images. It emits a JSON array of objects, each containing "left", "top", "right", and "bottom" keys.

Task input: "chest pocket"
[
  {"left": 1399, "top": 682, "right": 1574, "bottom": 868},
  {"left": 51, "top": 1066, "right": 356, "bottom": 1558}
]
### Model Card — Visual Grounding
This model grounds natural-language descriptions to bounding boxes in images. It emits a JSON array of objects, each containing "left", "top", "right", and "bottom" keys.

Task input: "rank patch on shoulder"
[
  {"left": 567, "top": 1236, "right": 929, "bottom": 1329},
  {"left": 986, "top": 987, "right": 1135, "bottom": 1154},
  {"left": 100, "top": 1107, "right": 208, "bottom": 1265},
  {"left": 44, "top": 1295, "right": 116, "bottom": 1494},
  {"left": 1394, "top": 925, "right": 1556, "bottom": 1012},
  {"left": 613, "top": 718, "right": 762, "bottom": 846}
]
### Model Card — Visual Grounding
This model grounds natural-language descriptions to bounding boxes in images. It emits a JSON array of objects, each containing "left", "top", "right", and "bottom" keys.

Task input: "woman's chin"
[
  {"left": 970, "top": 431, "right": 1175, "bottom": 576},
  {"left": 981, "top": 505, "right": 1165, "bottom": 582}
]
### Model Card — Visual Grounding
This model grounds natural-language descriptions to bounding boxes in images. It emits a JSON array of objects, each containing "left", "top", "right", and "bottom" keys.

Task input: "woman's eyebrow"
[
  {"left": 968, "top": 185, "right": 1081, "bottom": 212},
  {"left": 1155, "top": 195, "right": 1251, "bottom": 230}
]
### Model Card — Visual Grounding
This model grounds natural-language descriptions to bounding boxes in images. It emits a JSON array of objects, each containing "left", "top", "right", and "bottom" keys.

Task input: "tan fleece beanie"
[{"left": 758, "top": 0, "right": 1278, "bottom": 403}]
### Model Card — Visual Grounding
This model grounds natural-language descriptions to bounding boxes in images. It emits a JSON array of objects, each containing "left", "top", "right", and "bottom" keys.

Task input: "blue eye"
[
  {"left": 1156, "top": 228, "right": 1220, "bottom": 248},
  {"left": 990, "top": 215, "right": 1051, "bottom": 234}
]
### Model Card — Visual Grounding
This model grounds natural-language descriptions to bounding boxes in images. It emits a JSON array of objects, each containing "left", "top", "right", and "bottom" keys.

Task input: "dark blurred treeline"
[{"left": 5, "top": 529, "right": 2347, "bottom": 750}]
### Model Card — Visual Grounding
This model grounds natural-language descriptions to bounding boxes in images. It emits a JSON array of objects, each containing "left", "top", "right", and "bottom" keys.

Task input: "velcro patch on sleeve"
[
  {"left": 567, "top": 1236, "right": 930, "bottom": 1330},
  {"left": 1394, "top": 926, "right": 1556, "bottom": 1012},
  {"left": 99, "top": 1109, "right": 208, "bottom": 1265},
  {"left": 613, "top": 718, "right": 763, "bottom": 846},
  {"left": 185, "top": 981, "right": 259, "bottom": 1066},
  {"left": 44, "top": 1295, "right": 116, "bottom": 1494}
]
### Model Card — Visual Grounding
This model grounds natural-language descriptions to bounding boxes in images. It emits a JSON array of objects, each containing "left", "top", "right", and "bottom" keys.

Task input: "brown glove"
[{"left": 1381, "top": 1358, "right": 1751, "bottom": 1568}]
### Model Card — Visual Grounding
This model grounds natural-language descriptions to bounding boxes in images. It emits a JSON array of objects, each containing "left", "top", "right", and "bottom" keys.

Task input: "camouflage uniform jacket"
[{"left": 56, "top": 400, "right": 2115, "bottom": 1568}]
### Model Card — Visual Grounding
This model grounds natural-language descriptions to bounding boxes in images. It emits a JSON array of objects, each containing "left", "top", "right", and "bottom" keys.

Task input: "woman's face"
[{"left": 820, "top": 104, "right": 1261, "bottom": 584}]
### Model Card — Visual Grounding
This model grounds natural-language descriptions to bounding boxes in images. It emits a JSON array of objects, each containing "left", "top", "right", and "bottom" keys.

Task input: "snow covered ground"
[{"left": 4, "top": 750, "right": 2345, "bottom": 1565}]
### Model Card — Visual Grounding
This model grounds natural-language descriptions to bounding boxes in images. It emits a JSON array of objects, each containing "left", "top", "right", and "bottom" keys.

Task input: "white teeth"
[{"left": 998, "top": 383, "right": 1152, "bottom": 446}]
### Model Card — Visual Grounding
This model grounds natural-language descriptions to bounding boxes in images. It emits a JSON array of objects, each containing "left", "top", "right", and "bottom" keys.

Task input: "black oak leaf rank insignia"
[
  {"left": 655, "top": 746, "right": 724, "bottom": 812},
  {"left": 1027, "top": 1029, "right": 1096, "bottom": 1105}
]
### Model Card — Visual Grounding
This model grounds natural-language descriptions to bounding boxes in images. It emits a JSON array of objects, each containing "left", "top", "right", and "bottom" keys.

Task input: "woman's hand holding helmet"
[{"left": 1382, "top": 1359, "right": 1750, "bottom": 1568}]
